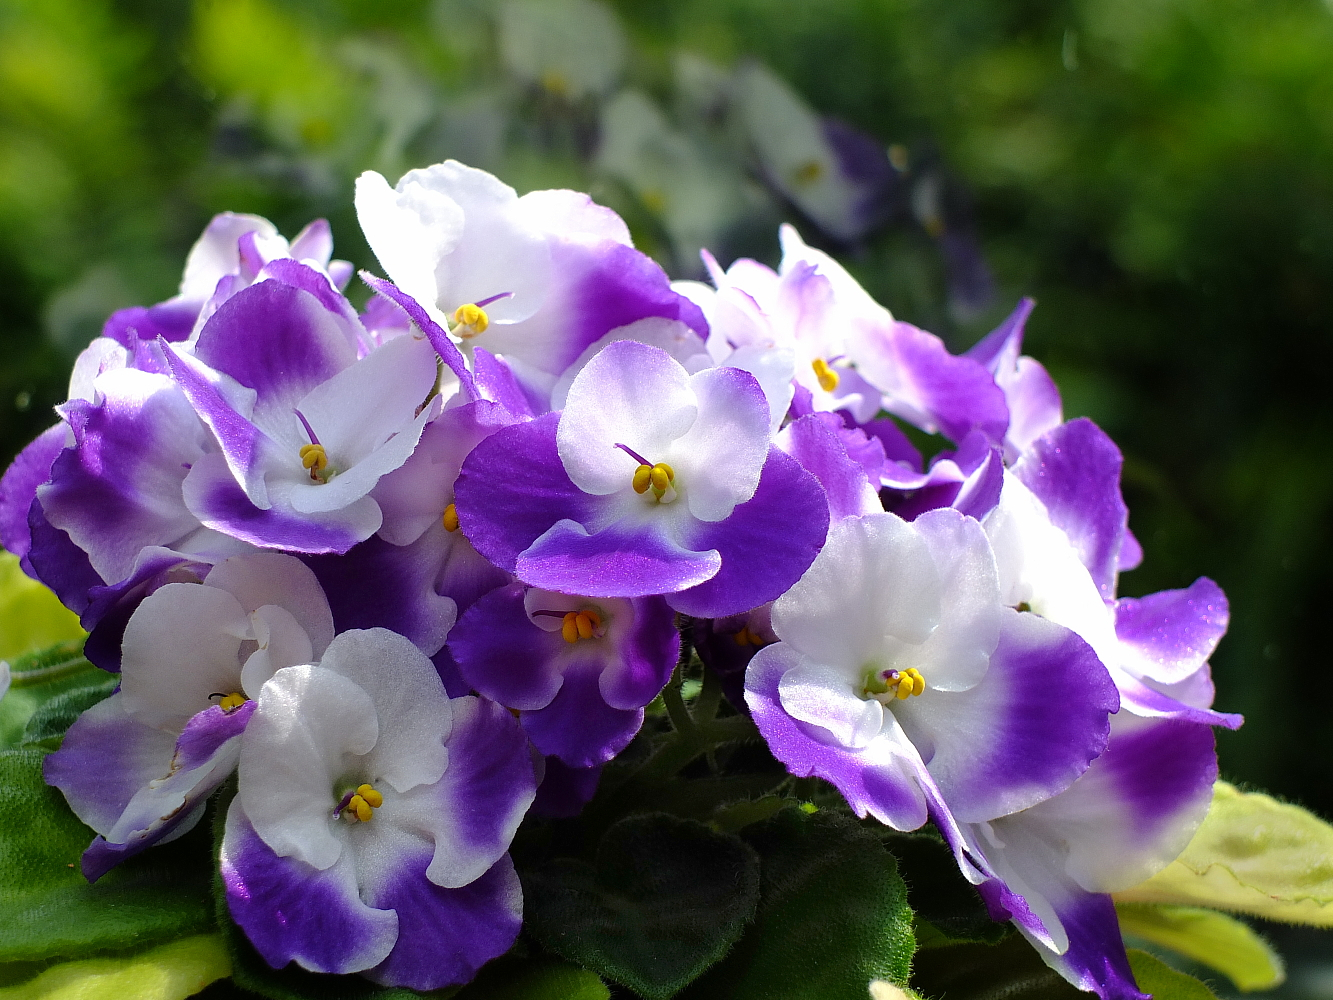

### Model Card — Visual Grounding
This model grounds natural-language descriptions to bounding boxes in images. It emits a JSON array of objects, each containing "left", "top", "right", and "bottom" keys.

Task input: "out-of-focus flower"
[{"left": 497, "top": 0, "right": 627, "bottom": 101}]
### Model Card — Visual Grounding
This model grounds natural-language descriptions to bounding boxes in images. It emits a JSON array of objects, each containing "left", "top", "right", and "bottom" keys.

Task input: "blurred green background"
[{"left": 2, "top": 0, "right": 1331, "bottom": 870}]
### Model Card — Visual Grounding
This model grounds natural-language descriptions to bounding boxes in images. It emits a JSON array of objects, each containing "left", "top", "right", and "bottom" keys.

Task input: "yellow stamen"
[
  {"left": 733, "top": 626, "right": 765, "bottom": 647},
  {"left": 793, "top": 160, "right": 824, "bottom": 185},
  {"left": 442, "top": 503, "right": 460, "bottom": 532},
  {"left": 561, "top": 609, "right": 602, "bottom": 644},
  {"left": 812, "top": 358, "right": 840, "bottom": 393},
  {"left": 343, "top": 782, "right": 385, "bottom": 823},
  {"left": 299, "top": 443, "right": 328, "bottom": 481},
  {"left": 891, "top": 668, "right": 926, "bottom": 700},
  {"left": 356, "top": 783, "right": 383, "bottom": 808},
  {"left": 632, "top": 464, "right": 653, "bottom": 494},
  {"left": 650, "top": 464, "right": 673, "bottom": 492},
  {"left": 350, "top": 795, "right": 373, "bottom": 822},
  {"left": 452, "top": 303, "right": 490, "bottom": 338},
  {"left": 218, "top": 692, "right": 247, "bottom": 712}
]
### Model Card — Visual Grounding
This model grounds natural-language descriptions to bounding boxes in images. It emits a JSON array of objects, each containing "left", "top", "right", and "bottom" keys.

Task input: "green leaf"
[
  {"left": 1126, "top": 949, "right": 1220, "bottom": 1000},
  {"left": 523, "top": 812, "right": 761, "bottom": 999},
  {"left": 454, "top": 957, "right": 609, "bottom": 1000},
  {"left": 0, "top": 748, "right": 215, "bottom": 963},
  {"left": 0, "top": 641, "right": 101, "bottom": 750},
  {"left": 1115, "top": 781, "right": 1333, "bottom": 926},
  {"left": 681, "top": 808, "right": 915, "bottom": 1000},
  {"left": 0, "top": 934, "right": 230, "bottom": 1000},
  {"left": 909, "top": 935, "right": 1089, "bottom": 1000},
  {"left": 879, "top": 827, "right": 1010, "bottom": 945},
  {"left": 0, "top": 551, "right": 85, "bottom": 663},
  {"left": 1116, "top": 903, "right": 1284, "bottom": 991},
  {"left": 20, "top": 672, "right": 119, "bottom": 749}
]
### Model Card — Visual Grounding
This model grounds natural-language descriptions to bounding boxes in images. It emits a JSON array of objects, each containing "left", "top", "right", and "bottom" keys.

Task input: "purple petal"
[
  {"left": 102, "top": 299, "right": 200, "bottom": 346},
  {"left": 82, "top": 703, "right": 254, "bottom": 880},
  {"left": 183, "top": 452, "right": 377, "bottom": 554},
  {"left": 192, "top": 280, "right": 356, "bottom": 431},
  {"left": 600, "top": 594, "right": 679, "bottom": 709},
  {"left": 1118, "top": 528, "right": 1143, "bottom": 571},
  {"left": 472, "top": 348, "right": 538, "bottom": 418},
  {"left": 1114, "top": 578, "right": 1228, "bottom": 686},
  {"left": 522, "top": 665, "right": 645, "bottom": 767},
  {"left": 0, "top": 424, "right": 65, "bottom": 569},
  {"left": 1013, "top": 419, "right": 1128, "bottom": 599},
  {"left": 221, "top": 800, "right": 399, "bottom": 975},
  {"left": 897, "top": 610, "right": 1117, "bottom": 823},
  {"left": 449, "top": 582, "right": 568, "bottom": 711},
  {"left": 966, "top": 297, "right": 1034, "bottom": 373},
  {"left": 39, "top": 372, "right": 208, "bottom": 584},
  {"left": 453, "top": 413, "right": 599, "bottom": 573},
  {"left": 861, "top": 417, "right": 923, "bottom": 471},
  {"left": 670, "top": 447, "right": 829, "bottom": 618},
  {"left": 1033, "top": 892, "right": 1148, "bottom": 1000},
  {"left": 25, "top": 499, "right": 103, "bottom": 615},
  {"left": 531, "top": 757, "right": 602, "bottom": 818},
  {"left": 1116, "top": 670, "right": 1243, "bottom": 729},
  {"left": 518, "top": 518, "right": 723, "bottom": 599},
  {"left": 854, "top": 320, "right": 1009, "bottom": 445},
  {"left": 778, "top": 413, "right": 881, "bottom": 519},
  {"left": 305, "top": 533, "right": 461, "bottom": 658},
  {"left": 81, "top": 548, "right": 213, "bottom": 671},
  {"left": 364, "top": 852, "right": 522, "bottom": 991}
]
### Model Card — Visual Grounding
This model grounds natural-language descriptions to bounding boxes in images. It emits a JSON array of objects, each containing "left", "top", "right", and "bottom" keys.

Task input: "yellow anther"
[
  {"left": 633, "top": 464, "right": 653, "bottom": 494},
  {"left": 812, "top": 358, "right": 840, "bottom": 393},
  {"left": 443, "top": 503, "right": 460, "bottom": 532},
  {"left": 356, "top": 783, "right": 383, "bottom": 808},
  {"left": 541, "top": 69, "right": 570, "bottom": 97},
  {"left": 793, "top": 160, "right": 824, "bottom": 185},
  {"left": 348, "top": 795, "right": 373, "bottom": 822},
  {"left": 300, "top": 443, "right": 328, "bottom": 480},
  {"left": 452, "top": 303, "right": 490, "bottom": 338},
  {"left": 218, "top": 692, "right": 248, "bottom": 712},
  {"left": 733, "top": 626, "right": 765, "bottom": 647},
  {"left": 650, "top": 464, "right": 674, "bottom": 492},
  {"left": 560, "top": 609, "right": 602, "bottom": 644},
  {"left": 891, "top": 668, "right": 926, "bottom": 700}
]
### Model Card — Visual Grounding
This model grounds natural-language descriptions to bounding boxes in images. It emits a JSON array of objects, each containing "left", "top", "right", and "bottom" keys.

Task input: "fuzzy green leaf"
[
  {"left": 1126, "top": 949, "right": 1220, "bottom": 1000},
  {"left": 1117, "top": 903, "right": 1284, "bottom": 991},
  {"left": 0, "top": 934, "right": 230, "bottom": 1000},
  {"left": 1116, "top": 781, "right": 1333, "bottom": 926},
  {"left": 20, "top": 672, "right": 119, "bottom": 749},
  {"left": 681, "top": 808, "right": 915, "bottom": 1000},
  {"left": 0, "top": 552, "right": 85, "bottom": 663},
  {"left": 0, "top": 641, "right": 100, "bottom": 750},
  {"left": 523, "top": 812, "right": 761, "bottom": 999},
  {"left": 454, "top": 957, "right": 609, "bottom": 1000},
  {"left": 910, "top": 935, "right": 1090, "bottom": 1000},
  {"left": 0, "top": 749, "right": 215, "bottom": 963},
  {"left": 880, "top": 827, "right": 1010, "bottom": 945}
]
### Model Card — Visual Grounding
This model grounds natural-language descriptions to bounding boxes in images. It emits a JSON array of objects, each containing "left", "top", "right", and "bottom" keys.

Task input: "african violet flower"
[
  {"left": 166, "top": 265, "right": 441, "bottom": 554},
  {"left": 221, "top": 628, "right": 536, "bottom": 990},
  {"left": 448, "top": 583, "right": 679, "bottom": 766},
  {"left": 355, "top": 159, "right": 706, "bottom": 406},
  {"left": 45, "top": 552, "right": 333, "bottom": 879},
  {"left": 454, "top": 338, "right": 829, "bottom": 617},
  {"left": 745, "top": 509, "right": 1118, "bottom": 833}
]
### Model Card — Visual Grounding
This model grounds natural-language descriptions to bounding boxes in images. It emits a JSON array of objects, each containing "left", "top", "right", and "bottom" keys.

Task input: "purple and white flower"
[{"left": 220, "top": 628, "right": 536, "bottom": 990}]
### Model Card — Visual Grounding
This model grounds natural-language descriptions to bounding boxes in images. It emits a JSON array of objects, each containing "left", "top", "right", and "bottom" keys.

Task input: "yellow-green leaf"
[
  {"left": 0, "top": 934, "right": 229, "bottom": 1000},
  {"left": 1116, "top": 903, "right": 1284, "bottom": 991},
  {"left": 1125, "top": 950, "right": 1218, "bottom": 1000},
  {"left": 1115, "top": 781, "right": 1333, "bottom": 926},
  {"left": 0, "top": 551, "right": 84, "bottom": 663}
]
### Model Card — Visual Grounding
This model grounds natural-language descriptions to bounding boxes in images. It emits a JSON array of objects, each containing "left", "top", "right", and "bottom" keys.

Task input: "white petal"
[
  {"left": 778, "top": 659, "right": 884, "bottom": 749},
  {"left": 240, "top": 604, "right": 316, "bottom": 697},
  {"left": 203, "top": 552, "right": 335, "bottom": 656}
]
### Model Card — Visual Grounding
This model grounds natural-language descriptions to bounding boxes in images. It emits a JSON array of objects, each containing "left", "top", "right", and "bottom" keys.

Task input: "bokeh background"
[{"left": 2, "top": 0, "right": 1332, "bottom": 986}]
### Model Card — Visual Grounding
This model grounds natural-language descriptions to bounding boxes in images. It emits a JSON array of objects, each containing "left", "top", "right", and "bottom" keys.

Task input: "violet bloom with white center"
[
  {"left": 355, "top": 160, "right": 706, "bottom": 407},
  {"left": 165, "top": 268, "right": 441, "bottom": 555},
  {"left": 448, "top": 583, "right": 679, "bottom": 766},
  {"left": 745, "top": 510, "right": 1117, "bottom": 833},
  {"left": 454, "top": 340, "right": 829, "bottom": 618},
  {"left": 221, "top": 628, "right": 535, "bottom": 990},
  {"left": 45, "top": 552, "right": 334, "bottom": 880}
]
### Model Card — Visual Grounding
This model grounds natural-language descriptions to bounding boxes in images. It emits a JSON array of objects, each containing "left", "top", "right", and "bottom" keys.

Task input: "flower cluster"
[{"left": 0, "top": 160, "right": 1238, "bottom": 997}]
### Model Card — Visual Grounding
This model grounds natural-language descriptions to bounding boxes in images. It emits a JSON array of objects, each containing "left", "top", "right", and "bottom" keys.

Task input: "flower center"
[
  {"left": 615, "top": 443, "right": 678, "bottom": 504},
  {"left": 560, "top": 609, "right": 603, "bottom": 644},
  {"left": 732, "top": 626, "right": 767, "bottom": 648},
  {"left": 812, "top": 357, "right": 840, "bottom": 393},
  {"left": 209, "top": 691, "right": 249, "bottom": 712},
  {"left": 863, "top": 667, "right": 925, "bottom": 702},
  {"left": 442, "top": 503, "right": 460, "bottom": 532},
  {"left": 295, "top": 408, "right": 334, "bottom": 483},
  {"left": 451, "top": 303, "right": 490, "bottom": 339},
  {"left": 336, "top": 783, "right": 385, "bottom": 823}
]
